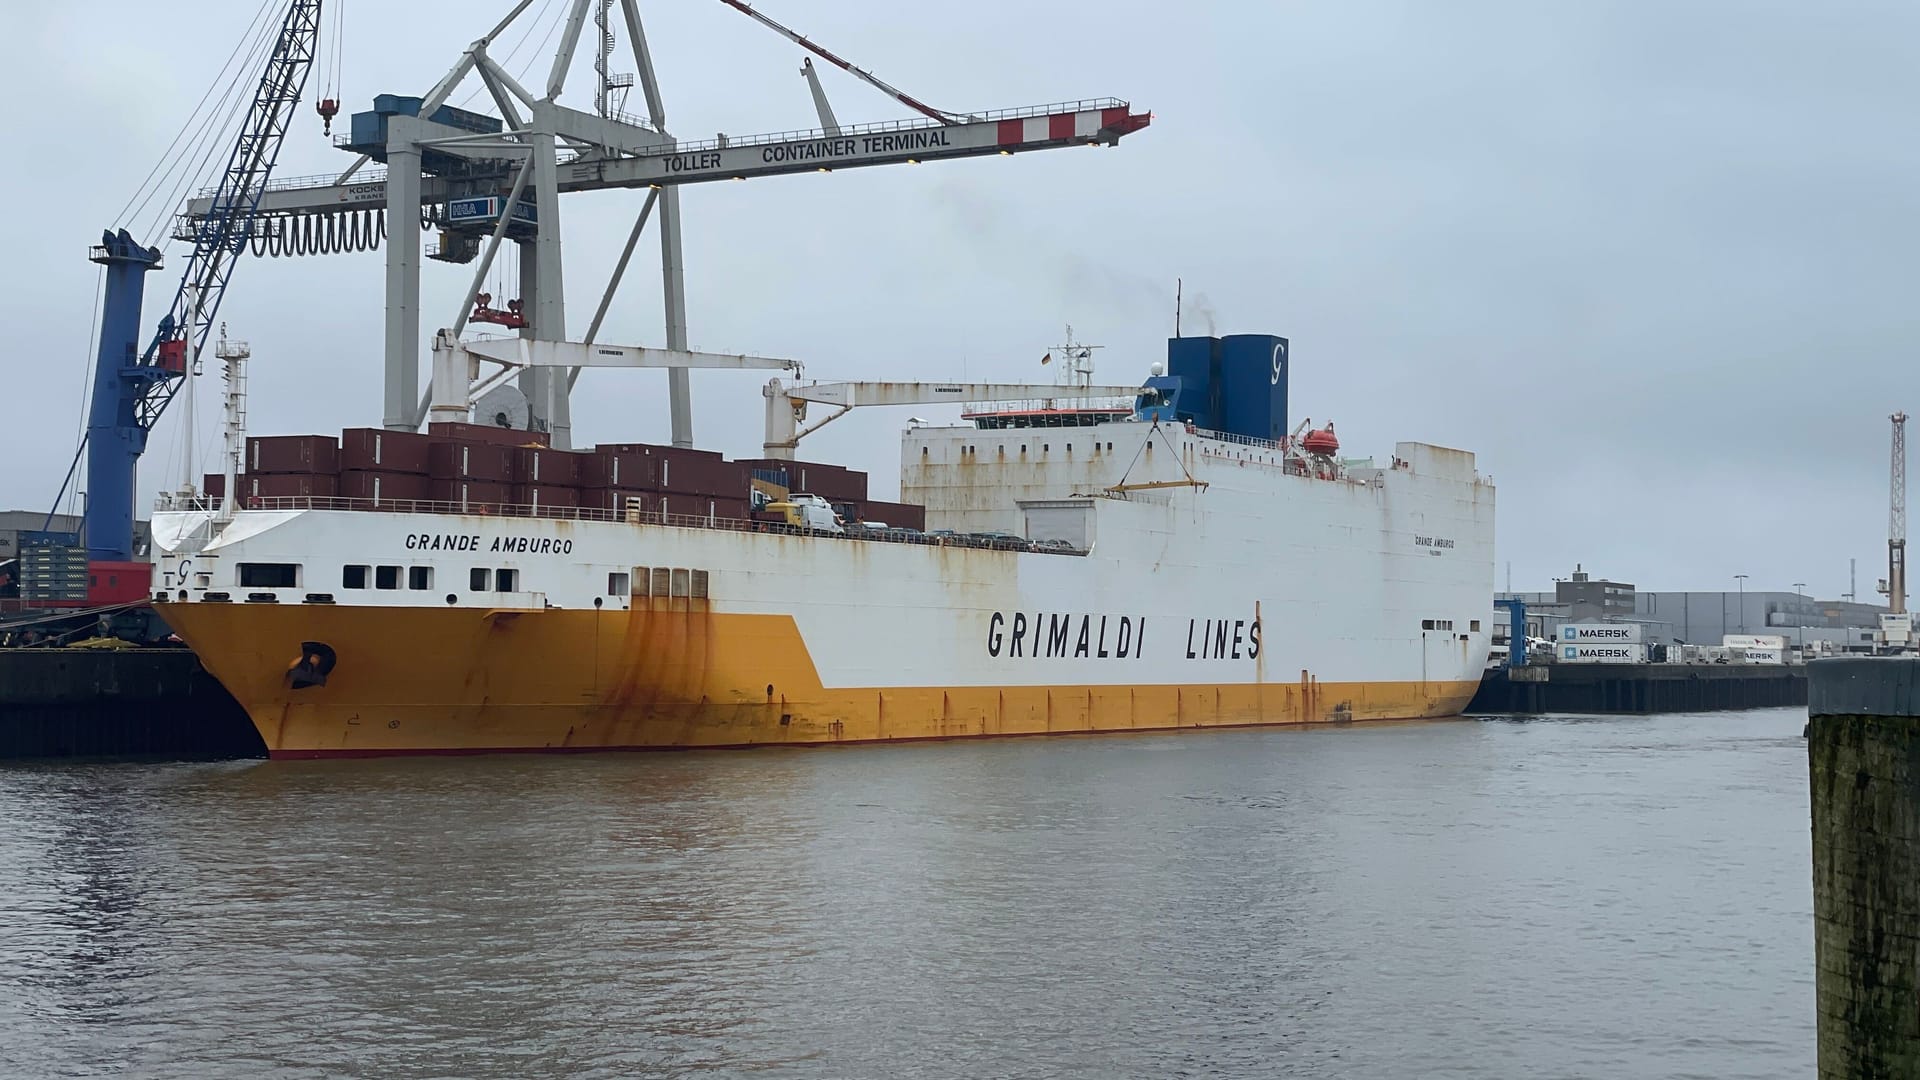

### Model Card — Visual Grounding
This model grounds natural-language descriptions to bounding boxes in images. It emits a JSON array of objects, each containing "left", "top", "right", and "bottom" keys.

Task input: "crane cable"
[
  {"left": 136, "top": 6, "right": 286, "bottom": 246},
  {"left": 113, "top": 0, "right": 280, "bottom": 235}
]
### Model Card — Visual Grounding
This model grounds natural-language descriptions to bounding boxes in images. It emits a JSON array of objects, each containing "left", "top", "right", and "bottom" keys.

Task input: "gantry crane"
[
  {"left": 173, "top": 0, "right": 1150, "bottom": 451},
  {"left": 67, "top": 0, "right": 322, "bottom": 561}
]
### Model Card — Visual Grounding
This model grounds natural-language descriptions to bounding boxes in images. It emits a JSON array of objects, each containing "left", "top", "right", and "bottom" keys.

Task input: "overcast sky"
[{"left": 3, "top": 0, "right": 1915, "bottom": 598}]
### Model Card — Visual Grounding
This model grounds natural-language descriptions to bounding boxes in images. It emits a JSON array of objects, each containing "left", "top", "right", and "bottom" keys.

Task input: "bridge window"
[
  {"left": 1471, "top": 620, "right": 1482, "bottom": 632},
  {"left": 408, "top": 567, "right": 433, "bottom": 590},
  {"left": 238, "top": 563, "right": 297, "bottom": 588},
  {"left": 469, "top": 568, "right": 490, "bottom": 591},
  {"left": 375, "top": 565, "right": 401, "bottom": 590},
  {"left": 342, "top": 565, "right": 369, "bottom": 590},
  {"left": 496, "top": 568, "right": 519, "bottom": 592}
]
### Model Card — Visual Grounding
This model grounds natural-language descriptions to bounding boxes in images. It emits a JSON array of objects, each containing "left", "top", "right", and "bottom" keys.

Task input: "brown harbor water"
[{"left": 0, "top": 709, "right": 1811, "bottom": 1078}]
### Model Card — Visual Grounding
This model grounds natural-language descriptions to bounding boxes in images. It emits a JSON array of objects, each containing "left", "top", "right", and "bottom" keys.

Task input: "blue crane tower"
[{"left": 71, "top": 0, "right": 322, "bottom": 560}]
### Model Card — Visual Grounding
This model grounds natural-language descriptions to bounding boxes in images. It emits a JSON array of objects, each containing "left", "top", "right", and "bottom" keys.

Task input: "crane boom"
[
  {"left": 73, "top": 0, "right": 322, "bottom": 561},
  {"left": 178, "top": 100, "right": 1150, "bottom": 224},
  {"left": 763, "top": 379, "right": 1141, "bottom": 458}
]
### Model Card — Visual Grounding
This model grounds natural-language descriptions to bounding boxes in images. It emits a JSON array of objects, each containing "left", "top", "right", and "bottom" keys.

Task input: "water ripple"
[{"left": 0, "top": 710, "right": 1813, "bottom": 1078}]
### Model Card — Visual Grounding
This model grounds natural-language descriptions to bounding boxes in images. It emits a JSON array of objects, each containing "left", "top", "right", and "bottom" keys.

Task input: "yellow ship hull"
[{"left": 162, "top": 599, "right": 1480, "bottom": 758}]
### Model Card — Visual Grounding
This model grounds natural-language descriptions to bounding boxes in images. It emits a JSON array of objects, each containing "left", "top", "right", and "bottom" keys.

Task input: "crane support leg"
[
  {"left": 85, "top": 231, "right": 165, "bottom": 561},
  {"left": 520, "top": 126, "right": 572, "bottom": 448},
  {"left": 383, "top": 124, "right": 424, "bottom": 431},
  {"left": 660, "top": 186, "right": 692, "bottom": 448}
]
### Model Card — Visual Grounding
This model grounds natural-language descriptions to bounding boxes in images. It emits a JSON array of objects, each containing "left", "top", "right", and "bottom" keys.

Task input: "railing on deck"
[
  {"left": 1192, "top": 427, "right": 1285, "bottom": 451},
  {"left": 190, "top": 496, "right": 1082, "bottom": 555}
]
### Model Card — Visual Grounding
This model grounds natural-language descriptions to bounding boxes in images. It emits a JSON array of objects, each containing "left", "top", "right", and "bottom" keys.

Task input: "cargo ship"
[{"left": 148, "top": 333, "right": 1494, "bottom": 758}]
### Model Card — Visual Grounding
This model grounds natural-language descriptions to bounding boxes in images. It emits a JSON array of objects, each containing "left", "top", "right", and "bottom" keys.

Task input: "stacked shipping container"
[{"left": 223, "top": 427, "right": 921, "bottom": 531}]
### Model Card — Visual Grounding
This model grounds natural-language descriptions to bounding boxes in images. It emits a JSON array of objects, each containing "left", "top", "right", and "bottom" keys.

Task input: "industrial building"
[
  {"left": 1499, "top": 565, "right": 1888, "bottom": 654},
  {"left": 0, "top": 512, "right": 151, "bottom": 563}
]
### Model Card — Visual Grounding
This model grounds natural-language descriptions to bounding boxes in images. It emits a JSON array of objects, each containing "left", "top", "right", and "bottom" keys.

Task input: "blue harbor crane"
[{"left": 63, "top": 0, "right": 323, "bottom": 561}]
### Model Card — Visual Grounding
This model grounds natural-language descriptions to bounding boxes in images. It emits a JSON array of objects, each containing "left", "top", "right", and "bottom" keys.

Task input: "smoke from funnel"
[{"left": 1188, "top": 293, "right": 1218, "bottom": 336}]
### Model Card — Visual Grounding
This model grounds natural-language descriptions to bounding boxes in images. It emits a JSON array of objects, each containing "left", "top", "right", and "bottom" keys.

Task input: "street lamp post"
[
  {"left": 1734, "top": 574, "right": 1749, "bottom": 634},
  {"left": 1794, "top": 582, "right": 1807, "bottom": 651}
]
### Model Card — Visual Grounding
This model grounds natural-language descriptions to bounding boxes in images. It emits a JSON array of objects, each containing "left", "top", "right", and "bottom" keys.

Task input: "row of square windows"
[
  {"left": 932, "top": 442, "right": 1121, "bottom": 456},
  {"left": 334, "top": 566, "right": 703, "bottom": 597},
  {"left": 338, "top": 565, "right": 523, "bottom": 592}
]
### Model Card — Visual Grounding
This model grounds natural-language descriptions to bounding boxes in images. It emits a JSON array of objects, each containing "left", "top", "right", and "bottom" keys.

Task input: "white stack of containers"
[
  {"left": 1723, "top": 634, "right": 1787, "bottom": 664},
  {"left": 1558, "top": 622, "right": 1646, "bottom": 664}
]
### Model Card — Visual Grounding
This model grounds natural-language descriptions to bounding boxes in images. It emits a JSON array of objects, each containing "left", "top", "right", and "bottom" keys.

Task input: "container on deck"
[
  {"left": 427, "top": 422, "right": 549, "bottom": 448},
  {"left": 247, "top": 435, "right": 339, "bottom": 475},
  {"left": 581, "top": 488, "right": 656, "bottom": 514},
  {"left": 578, "top": 451, "right": 655, "bottom": 489},
  {"left": 515, "top": 447, "right": 583, "bottom": 487},
  {"left": 246, "top": 474, "right": 338, "bottom": 500},
  {"left": 339, "top": 470, "right": 432, "bottom": 504},
  {"left": 513, "top": 485, "right": 580, "bottom": 511},
  {"left": 856, "top": 500, "right": 928, "bottom": 531},
  {"left": 429, "top": 441, "right": 516, "bottom": 483},
  {"left": 737, "top": 458, "right": 866, "bottom": 501},
  {"left": 341, "top": 428, "right": 433, "bottom": 474},
  {"left": 428, "top": 479, "right": 512, "bottom": 510}
]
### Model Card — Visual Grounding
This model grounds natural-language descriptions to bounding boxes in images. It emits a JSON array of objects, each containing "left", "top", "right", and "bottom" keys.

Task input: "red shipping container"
[
  {"left": 657, "top": 492, "right": 746, "bottom": 520},
  {"left": 428, "top": 421, "right": 549, "bottom": 447},
  {"left": 581, "top": 488, "right": 656, "bottom": 514},
  {"left": 429, "top": 440, "right": 517, "bottom": 483},
  {"left": 737, "top": 458, "right": 867, "bottom": 501},
  {"left": 246, "top": 474, "right": 338, "bottom": 500},
  {"left": 339, "top": 470, "right": 432, "bottom": 503},
  {"left": 203, "top": 473, "right": 226, "bottom": 498},
  {"left": 88, "top": 561, "right": 152, "bottom": 606},
  {"left": 247, "top": 435, "right": 339, "bottom": 475},
  {"left": 660, "top": 458, "right": 748, "bottom": 497},
  {"left": 514, "top": 484, "right": 580, "bottom": 510},
  {"left": 794, "top": 463, "right": 866, "bottom": 501},
  {"left": 516, "top": 447, "right": 583, "bottom": 487},
  {"left": 596, "top": 442, "right": 717, "bottom": 456},
  {"left": 578, "top": 451, "right": 655, "bottom": 489},
  {"left": 341, "top": 428, "right": 433, "bottom": 474},
  {"left": 429, "top": 479, "right": 513, "bottom": 509},
  {"left": 857, "top": 500, "right": 927, "bottom": 531}
]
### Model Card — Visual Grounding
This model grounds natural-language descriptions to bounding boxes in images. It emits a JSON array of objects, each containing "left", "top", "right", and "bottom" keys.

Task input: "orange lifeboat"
[{"left": 1302, "top": 423, "right": 1340, "bottom": 456}]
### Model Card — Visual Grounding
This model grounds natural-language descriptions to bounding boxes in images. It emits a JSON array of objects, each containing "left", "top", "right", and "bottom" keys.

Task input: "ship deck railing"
[
  {"left": 160, "top": 495, "right": 1085, "bottom": 556},
  {"left": 1191, "top": 427, "right": 1286, "bottom": 451}
]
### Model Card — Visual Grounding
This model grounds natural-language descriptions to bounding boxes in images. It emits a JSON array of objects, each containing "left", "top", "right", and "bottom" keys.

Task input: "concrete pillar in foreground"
[{"left": 1808, "top": 656, "right": 1920, "bottom": 1078}]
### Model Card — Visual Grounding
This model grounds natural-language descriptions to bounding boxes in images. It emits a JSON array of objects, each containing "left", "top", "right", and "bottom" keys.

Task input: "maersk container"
[
  {"left": 1733, "top": 647, "right": 1785, "bottom": 665},
  {"left": 1560, "top": 622, "right": 1644, "bottom": 644},
  {"left": 1722, "top": 633, "right": 1787, "bottom": 651},
  {"left": 1558, "top": 642, "right": 1646, "bottom": 664}
]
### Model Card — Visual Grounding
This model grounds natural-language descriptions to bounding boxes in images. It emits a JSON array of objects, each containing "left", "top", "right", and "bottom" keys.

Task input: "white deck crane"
[
  {"left": 175, "top": 0, "right": 1151, "bottom": 452},
  {"left": 429, "top": 333, "right": 1140, "bottom": 459},
  {"left": 761, "top": 379, "right": 1140, "bottom": 459}
]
